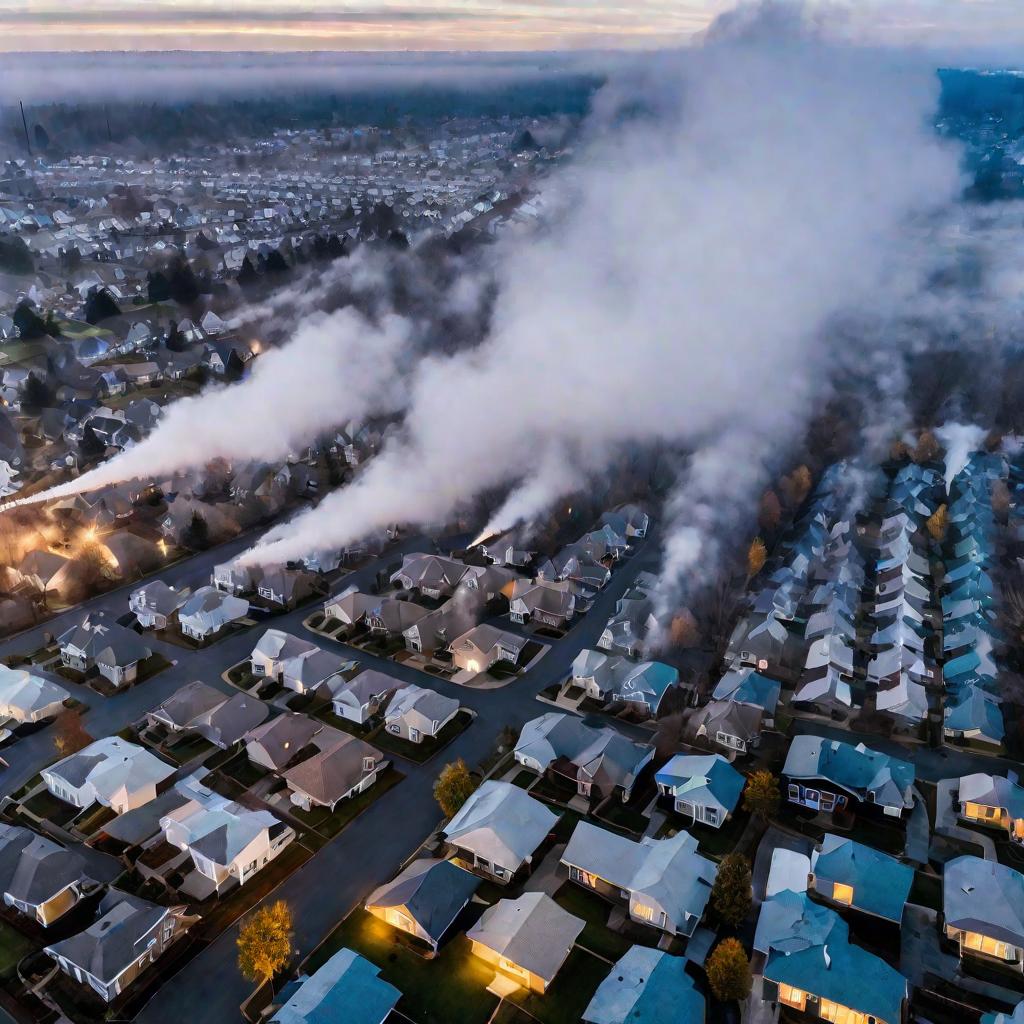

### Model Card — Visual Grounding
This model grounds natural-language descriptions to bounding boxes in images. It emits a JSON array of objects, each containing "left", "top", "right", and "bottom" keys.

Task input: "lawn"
[
  {"left": 73, "top": 804, "right": 117, "bottom": 837},
  {"left": 291, "top": 768, "right": 403, "bottom": 844},
  {"left": 220, "top": 751, "right": 270, "bottom": 789},
  {"left": 594, "top": 799, "right": 649, "bottom": 835},
  {"left": 508, "top": 947, "right": 609, "bottom": 1024},
  {"left": 22, "top": 789, "right": 80, "bottom": 828},
  {"left": 305, "top": 909, "right": 498, "bottom": 1024},
  {"left": 0, "top": 919, "right": 35, "bottom": 980},
  {"left": 311, "top": 707, "right": 377, "bottom": 738},
  {"left": 164, "top": 734, "right": 216, "bottom": 765},
  {"left": 552, "top": 883, "right": 632, "bottom": 962},
  {"left": 375, "top": 709, "right": 474, "bottom": 764}
]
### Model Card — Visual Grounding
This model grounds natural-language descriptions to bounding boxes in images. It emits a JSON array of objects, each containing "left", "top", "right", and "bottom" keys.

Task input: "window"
[
  {"left": 832, "top": 882, "right": 854, "bottom": 906},
  {"left": 788, "top": 784, "right": 801, "bottom": 801},
  {"left": 633, "top": 903, "right": 656, "bottom": 922},
  {"left": 963, "top": 931, "right": 1014, "bottom": 960},
  {"left": 362, "top": 757, "right": 376, "bottom": 772},
  {"left": 778, "top": 984, "right": 807, "bottom": 1010},
  {"left": 570, "top": 866, "right": 599, "bottom": 888}
]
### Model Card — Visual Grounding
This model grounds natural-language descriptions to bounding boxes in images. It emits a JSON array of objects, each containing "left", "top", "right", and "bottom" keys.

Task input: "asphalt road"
[{"left": 0, "top": 525, "right": 664, "bottom": 1024}]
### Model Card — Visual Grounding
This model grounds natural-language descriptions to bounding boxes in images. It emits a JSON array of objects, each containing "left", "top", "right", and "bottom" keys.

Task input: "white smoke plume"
[
  {"left": 239, "top": 2, "right": 963, "bottom": 569},
  {"left": 14, "top": 306, "right": 413, "bottom": 504},
  {"left": 937, "top": 421, "right": 987, "bottom": 492}
]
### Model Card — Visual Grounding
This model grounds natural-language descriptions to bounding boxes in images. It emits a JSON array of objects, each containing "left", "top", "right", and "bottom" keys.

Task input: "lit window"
[
  {"left": 633, "top": 903, "right": 656, "bottom": 922},
  {"left": 832, "top": 882, "right": 854, "bottom": 906},
  {"left": 778, "top": 984, "right": 806, "bottom": 1010}
]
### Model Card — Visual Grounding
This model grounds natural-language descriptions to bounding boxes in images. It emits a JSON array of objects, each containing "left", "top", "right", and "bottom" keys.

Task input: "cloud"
[{"left": 238, "top": 1, "right": 963, "bottom": 569}]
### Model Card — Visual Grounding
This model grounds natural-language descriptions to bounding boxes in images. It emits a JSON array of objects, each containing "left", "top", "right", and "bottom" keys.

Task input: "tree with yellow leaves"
[
  {"left": 781, "top": 465, "right": 812, "bottom": 508},
  {"left": 706, "top": 938, "right": 752, "bottom": 1001},
  {"left": 926, "top": 504, "right": 948, "bottom": 542},
  {"left": 743, "top": 770, "right": 781, "bottom": 821},
  {"left": 747, "top": 538, "right": 767, "bottom": 578},
  {"left": 433, "top": 759, "right": 477, "bottom": 819},
  {"left": 668, "top": 610, "right": 700, "bottom": 650},
  {"left": 237, "top": 900, "right": 292, "bottom": 986},
  {"left": 913, "top": 430, "right": 941, "bottom": 465}
]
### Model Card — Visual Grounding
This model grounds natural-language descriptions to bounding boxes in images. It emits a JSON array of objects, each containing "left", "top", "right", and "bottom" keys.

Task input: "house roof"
[
  {"left": 58, "top": 613, "right": 151, "bottom": 666},
  {"left": 151, "top": 680, "right": 227, "bottom": 730},
  {"left": 45, "top": 889, "right": 173, "bottom": 985},
  {"left": 192, "top": 692, "right": 269, "bottom": 748},
  {"left": 270, "top": 947, "right": 400, "bottom": 1024},
  {"left": 583, "top": 946, "right": 704, "bottom": 1024},
  {"left": 764, "top": 933, "right": 907, "bottom": 1024},
  {"left": 944, "top": 855, "right": 1024, "bottom": 946},
  {"left": 444, "top": 781, "right": 558, "bottom": 869},
  {"left": 384, "top": 685, "right": 459, "bottom": 727},
  {"left": 245, "top": 714, "right": 321, "bottom": 770},
  {"left": 654, "top": 754, "right": 745, "bottom": 815},
  {"left": 0, "top": 666, "right": 69, "bottom": 718},
  {"left": 466, "top": 892, "right": 584, "bottom": 984},
  {"left": 252, "top": 629, "right": 318, "bottom": 663},
  {"left": 711, "top": 668, "right": 781, "bottom": 714},
  {"left": 47, "top": 737, "right": 175, "bottom": 804},
  {"left": 450, "top": 624, "right": 528, "bottom": 661},
  {"left": 365, "top": 858, "right": 480, "bottom": 944},
  {"left": 130, "top": 580, "right": 186, "bottom": 618},
  {"left": 754, "top": 889, "right": 844, "bottom": 956},
  {"left": 328, "top": 669, "right": 401, "bottom": 707},
  {"left": 959, "top": 773, "right": 1024, "bottom": 820},
  {"left": 811, "top": 834, "right": 913, "bottom": 923},
  {"left": 562, "top": 822, "right": 716, "bottom": 930},
  {"left": 695, "top": 700, "right": 764, "bottom": 742},
  {"left": 0, "top": 823, "right": 85, "bottom": 907},
  {"left": 161, "top": 791, "right": 282, "bottom": 867},
  {"left": 283, "top": 730, "right": 382, "bottom": 806}
]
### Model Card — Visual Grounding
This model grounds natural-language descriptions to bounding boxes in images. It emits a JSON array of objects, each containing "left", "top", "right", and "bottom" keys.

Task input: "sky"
[{"left": 2, "top": 0, "right": 1024, "bottom": 54}]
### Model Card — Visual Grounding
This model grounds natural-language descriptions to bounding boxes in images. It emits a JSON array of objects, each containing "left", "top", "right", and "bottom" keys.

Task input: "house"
[
  {"left": 583, "top": 946, "right": 704, "bottom": 1024},
  {"left": 610, "top": 660, "right": 680, "bottom": 718},
  {"left": 322, "top": 589, "right": 378, "bottom": 629},
  {"left": 514, "top": 712, "right": 654, "bottom": 801},
  {"left": 250, "top": 630, "right": 318, "bottom": 680},
  {"left": 384, "top": 685, "right": 459, "bottom": 744},
  {"left": 561, "top": 821, "right": 716, "bottom": 936},
  {"left": 58, "top": 612, "right": 152, "bottom": 686},
  {"left": 44, "top": 890, "right": 195, "bottom": 1003},
  {"left": 365, "top": 596, "right": 430, "bottom": 636},
  {"left": 762, "top": 918, "right": 908, "bottom": 1024},
  {"left": 19, "top": 550, "right": 74, "bottom": 600},
  {"left": 281, "top": 648, "right": 351, "bottom": 696},
  {"left": 42, "top": 737, "right": 176, "bottom": 814},
  {"left": 712, "top": 666, "right": 781, "bottom": 722},
  {"left": 466, "top": 892, "right": 584, "bottom": 994},
  {"left": 328, "top": 669, "right": 400, "bottom": 725},
  {"left": 478, "top": 529, "right": 534, "bottom": 567},
  {"left": 190, "top": 692, "right": 269, "bottom": 749},
  {"left": 160, "top": 787, "right": 294, "bottom": 892},
  {"left": 129, "top": 581, "right": 187, "bottom": 630},
  {"left": 599, "top": 505, "right": 649, "bottom": 539},
  {"left": 443, "top": 781, "right": 559, "bottom": 883},
  {"left": 283, "top": 729, "right": 385, "bottom": 811},
  {"left": 390, "top": 553, "right": 470, "bottom": 599},
  {"left": 268, "top": 947, "right": 400, "bottom": 1024},
  {"left": 402, "top": 586, "right": 484, "bottom": 656},
  {"left": 809, "top": 834, "right": 913, "bottom": 923},
  {"left": 944, "top": 683, "right": 1005, "bottom": 750},
  {"left": 782, "top": 735, "right": 915, "bottom": 818},
  {"left": 0, "top": 824, "right": 91, "bottom": 926},
  {"left": 146, "top": 680, "right": 227, "bottom": 734},
  {"left": 943, "top": 855, "right": 1024, "bottom": 970},
  {"left": 0, "top": 666, "right": 69, "bottom": 724},
  {"left": 958, "top": 772, "right": 1024, "bottom": 845},
  {"left": 449, "top": 624, "right": 529, "bottom": 674},
  {"left": 655, "top": 754, "right": 745, "bottom": 827},
  {"left": 693, "top": 699, "right": 764, "bottom": 754},
  {"left": 509, "top": 579, "right": 575, "bottom": 628},
  {"left": 212, "top": 562, "right": 261, "bottom": 596},
  {"left": 257, "top": 567, "right": 318, "bottom": 610},
  {"left": 245, "top": 714, "right": 321, "bottom": 772},
  {"left": 364, "top": 858, "right": 480, "bottom": 952},
  {"left": 177, "top": 587, "right": 249, "bottom": 641}
]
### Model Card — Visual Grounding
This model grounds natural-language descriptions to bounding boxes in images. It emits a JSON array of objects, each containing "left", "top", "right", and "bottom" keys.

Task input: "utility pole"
[{"left": 18, "top": 100, "right": 31, "bottom": 156}]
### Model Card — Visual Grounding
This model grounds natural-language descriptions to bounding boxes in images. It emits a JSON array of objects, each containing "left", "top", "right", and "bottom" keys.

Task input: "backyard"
[{"left": 375, "top": 709, "right": 474, "bottom": 764}]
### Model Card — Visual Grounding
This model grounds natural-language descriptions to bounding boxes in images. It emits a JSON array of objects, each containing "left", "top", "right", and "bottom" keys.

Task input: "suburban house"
[
  {"left": 712, "top": 666, "right": 781, "bottom": 724},
  {"left": 146, "top": 680, "right": 227, "bottom": 734},
  {"left": 477, "top": 529, "right": 535, "bottom": 567},
  {"left": 280, "top": 648, "right": 352, "bottom": 696},
  {"left": 189, "top": 692, "right": 269, "bottom": 749},
  {"left": 466, "top": 891, "right": 584, "bottom": 994},
  {"left": 584, "top": 947, "right": 703, "bottom": 1024},
  {"left": 782, "top": 735, "right": 915, "bottom": 818},
  {"left": 390, "top": 553, "right": 471, "bottom": 599},
  {"left": 561, "top": 821, "right": 716, "bottom": 936},
  {"left": 762, "top": 915, "right": 909, "bottom": 1024},
  {"left": 808, "top": 834, "right": 913, "bottom": 923},
  {"left": 268, "top": 947, "right": 400, "bottom": 1024},
  {"left": 0, "top": 823, "right": 91, "bottom": 926},
  {"left": 449, "top": 624, "right": 529, "bottom": 674},
  {"left": 364, "top": 858, "right": 481, "bottom": 953},
  {"left": 160, "top": 788, "right": 295, "bottom": 893},
  {"left": 129, "top": 580, "right": 188, "bottom": 630},
  {"left": 384, "top": 684, "right": 460, "bottom": 744},
  {"left": 42, "top": 737, "right": 176, "bottom": 814},
  {"left": 58, "top": 613, "right": 152, "bottom": 686},
  {"left": 177, "top": 587, "right": 250, "bottom": 641},
  {"left": 212, "top": 562, "right": 261, "bottom": 596},
  {"left": 443, "top": 781, "right": 559, "bottom": 883},
  {"left": 245, "top": 714, "right": 321, "bottom": 772},
  {"left": 402, "top": 588, "right": 484, "bottom": 656},
  {"left": 509, "top": 579, "right": 575, "bottom": 629},
  {"left": 322, "top": 589, "right": 379, "bottom": 630},
  {"left": 283, "top": 728, "right": 385, "bottom": 811},
  {"left": 250, "top": 630, "right": 318, "bottom": 680},
  {"left": 514, "top": 712, "right": 654, "bottom": 801},
  {"left": 328, "top": 669, "right": 400, "bottom": 725},
  {"left": 943, "top": 855, "right": 1024, "bottom": 970},
  {"left": 693, "top": 699, "right": 764, "bottom": 754},
  {"left": 365, "top": 598, "right": 430, "bottom": 637},
  {"left": 44, "top": 890, "right": 196, "bottom": 1003},
  {"left": 256, "top": 567, "right": 319, "bottom": 610},
  {"left": 599, "top": 505, "right": 650, "bottom": 539},
  {"left": 958, "top": 772, "right": 1024, "bottom": 845},
  {"left": 0, "top": 667, "right": 69, "bottom": 724},
  {"left": 655, "top": 754, "right": 746, "bottom": 828},
  {"left": 570, "top": 650, "right": 680, "bottom": 717}
]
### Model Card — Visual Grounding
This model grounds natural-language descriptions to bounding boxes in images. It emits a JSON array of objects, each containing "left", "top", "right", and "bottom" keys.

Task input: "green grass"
[
  {"left": 22, "top": 789, "right": 80, "bottom": 827},
  {"left": 74, "top": 804, "right": 117, "bottom": 837},
  {"left": 220, "top": 752, "right": 270, "bottom": 789},
  {"left": 164, "top": 734, "right": 215, "bottom": 765},
  {"left": 376, "top": 709, "right": 473, "bottom": 764},
  {"left": 552, "top": 883, "right": 631, "bottom": 962},
  {"left": 508, "top": 947, "right": 609, "bottom": 1024},
  {"left": 305, "top": 908, "right": 498, "bottom": 1024},
  {"left": 311, "top": 707, "right": 377, "bottom": 738},
  {"left": 595, "top": 800, "right": 649, "bottom": 835},
  {"left": 0, "top": 919, "right": 35, "bottom": 980}
]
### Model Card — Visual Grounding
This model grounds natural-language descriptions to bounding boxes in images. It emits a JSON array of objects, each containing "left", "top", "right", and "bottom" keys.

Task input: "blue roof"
[
  {"left": 713, "top": 670, "right": 780, "bottom": 713},
  {"left": 945, "top": 685, "right": 1005, "bottom": 742},
  {"left": 765, "top": 936, "right": 906, "bottom": 1024},
  {"left": 655, "top": 754, "right": 745, "bottom": 813},
  {"left": 584, "top": 946, "right": 704, "bottom": 1024},
  {"left": 812, "top": 835, "right": 913, "bottom": 923},
  {"left": 271, "top": 948, "right": 400, "bottom": 1024}
]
